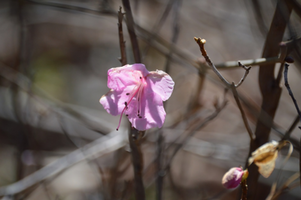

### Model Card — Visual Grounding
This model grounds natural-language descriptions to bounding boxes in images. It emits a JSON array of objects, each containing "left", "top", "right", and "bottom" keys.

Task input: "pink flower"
[
  {"left": 100, "top": 64, "right": 174, "bottom": 131},
  {"left": 222, "top": 167, "right": 247, "bottom": 189}
]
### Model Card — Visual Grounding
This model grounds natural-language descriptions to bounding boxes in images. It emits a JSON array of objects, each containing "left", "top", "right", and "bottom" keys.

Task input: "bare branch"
[
  {"left": 122, "top": 0, "right": 141, "bottom": 63},
  {"left": 194, "top": 37, "right": 230, "bottom": 86},
  {"left": 235, "top": 62, "right": 251, "bottom": 88},
  {"left": 284, "top": 64, "right": 301, "bottom": 127},
  {"left": 231, "top": 83, "right": 254, "bottom": 141},
  {"left": 120, "top": 1, "right": 145, "bottom": 200},
  {"left": 194, "top": 37, "right": 254, "bottom": 141},
  {"left": 118, "top": 7, "right": 127, "bottom": 65}
]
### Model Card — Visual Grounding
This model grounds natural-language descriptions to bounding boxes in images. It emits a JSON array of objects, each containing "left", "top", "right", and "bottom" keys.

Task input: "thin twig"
[
  {"left": 194, "top": 37, "right": 254, "bottom": 141},
  {"left": 194, "top": 37, "right": 252, "bottom": 88},
  {"left": 194, "top": 37, "right": 230, "bottom": 86},
  {"left": 235, "top": 62, "right": 251, "bottom": 88},
  {"left": 120, "top": 1, "right": 145, "bottom": 200},
  {"left": 284, "top": 64, "right": 301, "bottom": 127},
  {"left": 118, "top": 7, "right": 127, "bottom": 66},
  {"left": 122, "top": 0, "right": 141, "bottom": 63},
  {"left": 240, "top": 179, "right": 248, "bottom": 200},
  {"left": 231, "top": 83, "right": 254, "bottom": 141},
  {"left": 275, "top": 44, "right": 288, "bottom": 84},
  {"left": 27, "top": 0, "right": 291, "bottom": 71}
]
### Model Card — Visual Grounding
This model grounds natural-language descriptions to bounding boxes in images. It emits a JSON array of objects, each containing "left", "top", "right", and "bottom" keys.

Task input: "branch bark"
[
  {"left": 121, "top": 1, "right": 145, "bottom": 200},
  {"left": 247, "top": 1, "right": 292, "bottom": 199}
]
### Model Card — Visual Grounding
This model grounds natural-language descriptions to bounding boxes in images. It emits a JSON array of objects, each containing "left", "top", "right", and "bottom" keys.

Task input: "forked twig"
[
  {"left": 194, "top": 37, "right": 254, "bottom": 141},
  {"left": 236, "top": 62, "right": 251, "bottom": 88}
]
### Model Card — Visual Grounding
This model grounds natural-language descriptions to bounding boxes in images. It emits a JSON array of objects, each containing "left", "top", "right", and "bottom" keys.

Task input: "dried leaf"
[
  {"left": 256, "top": 151, "right": 278, "bottom": 178},
  {"left": 248, "top": 141, "right": 278, "bottom": 166},
  {"left": 248, "top": 140, "right": 291, "bottom": 178}
]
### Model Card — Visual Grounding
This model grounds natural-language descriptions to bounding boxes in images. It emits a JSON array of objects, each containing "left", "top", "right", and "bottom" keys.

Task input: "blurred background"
[{"left": 0, "top": 0, "right": 300, "bottom": 199}]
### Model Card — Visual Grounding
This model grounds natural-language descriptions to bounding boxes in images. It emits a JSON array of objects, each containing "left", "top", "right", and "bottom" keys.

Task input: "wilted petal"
[{"left": 222, "top": 167, "right": 244, "bottom": 189}]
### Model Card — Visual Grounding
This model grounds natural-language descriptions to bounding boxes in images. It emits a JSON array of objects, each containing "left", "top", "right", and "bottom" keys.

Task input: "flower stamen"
[
  {"left": 136, "top": 83, "right": 144, "bottom": 118},
  {"left": 116, "top": 83, "right": 143, "bottom": 130}
]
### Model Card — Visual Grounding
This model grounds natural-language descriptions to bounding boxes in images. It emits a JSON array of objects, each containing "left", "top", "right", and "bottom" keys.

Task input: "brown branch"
[
  {"left": 194, "top": 37, "right": 254, "bottom": 142},
  {"left": 284, "top": 64, "right": 301, "bottom": 126},
  {"left": 122, "top": 0, "right": 141, "bottom": 63},
  {"left": 27, "top": 0, "right": 294, "bottom": 71},
  {"left": 118, "top": 7, "right": 127, "bottom": 66},
  {"left": 247, "top": 0, "right": 292, "bottom": 199},
  {"left": 194, "top": 37, "right": 230, "bottom": 86},
  {"left": 231, "top": 83, "right": 254, "bottom": 141},
  {"left": 128, "top": 127, "right": 145, "bottom": 200},
  {"left": 235, "top": 62, "right": 251, "bottom": 88},
  {"left": 240, "top": 179, "right": 248, "bottom": 200},
  {"left": 120, "top": 1, "right": 145, "bottom": 200}
]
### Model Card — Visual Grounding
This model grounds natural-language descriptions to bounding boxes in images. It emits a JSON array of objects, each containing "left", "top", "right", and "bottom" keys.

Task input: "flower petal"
[
  {"left": 126, "top": 86, "right": 166, "bottom": 131},
  {"left": 107, "top": 64, "right": 149, "bottom": 91},
  {"left": 100, "top": 85, "right": 136, "bottom": 116},
  {"left": 146, "top": 70, "right": 174, "bottom": 101}
]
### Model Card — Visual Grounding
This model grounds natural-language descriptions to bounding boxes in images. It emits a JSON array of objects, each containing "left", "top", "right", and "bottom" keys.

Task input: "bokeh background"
[{"left": 0, "top": 0, "right": 301, "bottom": 199}]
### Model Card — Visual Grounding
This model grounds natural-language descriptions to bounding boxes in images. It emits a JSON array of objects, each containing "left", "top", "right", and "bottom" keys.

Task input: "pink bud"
[{"left": 222, "top": 167, "right": 244, "bottom": 189}]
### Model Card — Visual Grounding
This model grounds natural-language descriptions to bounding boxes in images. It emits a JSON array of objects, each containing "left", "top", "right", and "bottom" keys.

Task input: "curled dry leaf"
[{"left": 248, "top": 140, "right": 291, "bottom": 178}]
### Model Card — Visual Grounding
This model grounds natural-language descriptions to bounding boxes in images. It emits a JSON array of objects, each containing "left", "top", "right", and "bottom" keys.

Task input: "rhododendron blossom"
[
  {"left": 222, "top": 167, "right": 248, "bottom": 189},
  {"left": 100, "top": 64, "right": 174, "bottom": 131}
]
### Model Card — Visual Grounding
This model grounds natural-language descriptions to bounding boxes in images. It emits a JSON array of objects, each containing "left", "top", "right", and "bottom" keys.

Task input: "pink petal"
[
  {"left": 107, "top": 64, "right": 149, "bottom": 91},
  {"left": 100, "top": 85, "right": 136, "bottom": 116},
  {"left": 126, "top": 86, "right": 166, "bottom": 131},
  {"left": 146, "top": 70, "right": 174, "bottom": 101},
  {"left": 131, "top": 63, "right": 149, "bottom": 77}
]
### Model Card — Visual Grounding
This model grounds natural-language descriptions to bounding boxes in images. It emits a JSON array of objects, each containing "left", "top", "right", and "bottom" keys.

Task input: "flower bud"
[{"left": 222, "top": 167, "right": 248, "bottom": 189}]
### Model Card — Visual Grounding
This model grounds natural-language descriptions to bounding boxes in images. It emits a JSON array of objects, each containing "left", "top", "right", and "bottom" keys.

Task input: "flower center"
[{"left": 116, "top": 76, "right": 145, "bottom": 131}]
